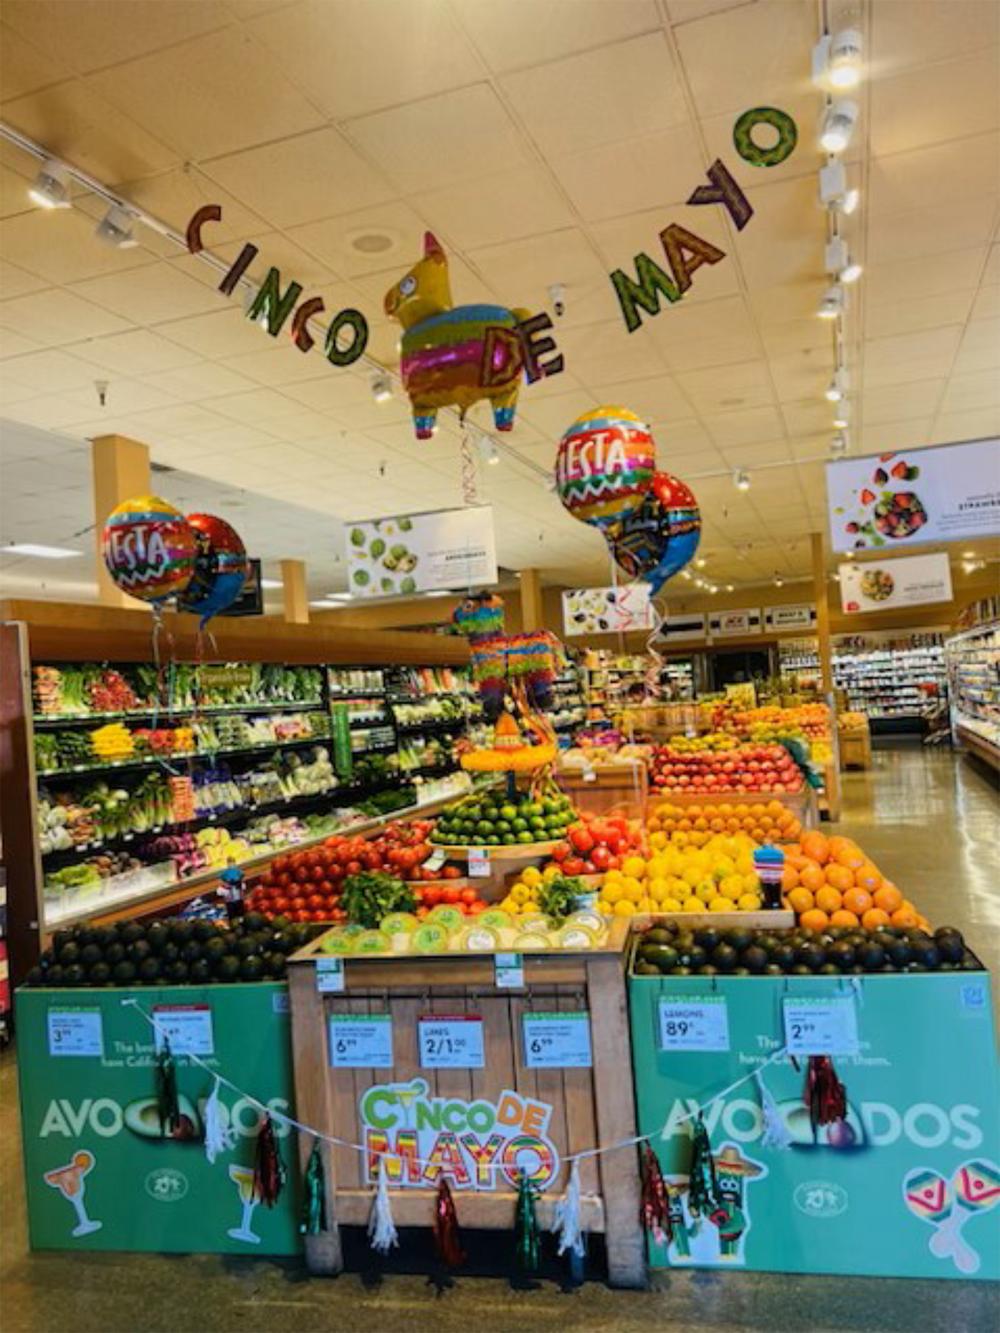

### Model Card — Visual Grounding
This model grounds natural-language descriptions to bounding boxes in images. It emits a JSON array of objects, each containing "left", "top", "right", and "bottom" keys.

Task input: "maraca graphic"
[{"left": 903, "top": 1161, "right": 1000, "bottom": 1274}]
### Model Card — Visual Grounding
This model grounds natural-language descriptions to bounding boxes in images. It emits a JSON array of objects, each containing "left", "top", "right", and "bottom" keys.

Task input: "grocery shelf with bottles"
[{"left": 944, "top": 621, "right": 999, "bottom": 770}]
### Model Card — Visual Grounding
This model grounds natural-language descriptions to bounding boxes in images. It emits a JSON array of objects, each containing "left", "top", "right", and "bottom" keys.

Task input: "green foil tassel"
[
  {"left": 687, "top": 1113, "right": 720, "bottom": 1224},
  {"left": 154, "top": 1037, "right": 180, "bottom": 1138},
  {"left": 301, "top": 1140, "right": 326, "bottom": 1236},
  {"left": 514, "top": 1171, "right": 541, "bottom": 1273}
]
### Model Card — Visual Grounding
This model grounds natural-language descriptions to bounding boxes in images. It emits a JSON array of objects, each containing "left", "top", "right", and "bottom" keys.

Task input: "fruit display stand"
[
  {"left": 838, "top": 714, "right": 872, "bottom": 770},
  {"left": 557, "top": 761, "right": 648, "bottom": 821},
  {"left": 285, "top": 917, "right": 646, "bottom": 1286},
  {"left": 653, "top": 788, "right": 818, "bottom": 829},
  {"left": 626, "top": 949, "right": 1000, "bottom": 1279},
  {"left": 16, "top": 980, "right": 299, "bottom": 1255}
]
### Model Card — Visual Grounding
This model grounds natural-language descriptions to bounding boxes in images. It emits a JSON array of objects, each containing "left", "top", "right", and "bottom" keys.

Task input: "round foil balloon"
[
  {"left": 102, "top": 495, "right": 197, "bottom": 603},
  {"left": 608, "top": 470, "right": 701, "bottom": 595},
  {"left": 555, "top": 406, "right": 656, "bottom": 530},
  {"left": 178, "top": 513, "right": 248, "bottom": 626}
]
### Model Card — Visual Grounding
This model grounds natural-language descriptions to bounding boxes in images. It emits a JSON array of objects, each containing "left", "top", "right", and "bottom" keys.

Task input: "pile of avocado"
[
  {"left": 25, "top": 912, "right": 322, "bottom": 988},
  {"left": 633, "top": 922, "right": 981, "bottom": 977},
  {"left": 430, "top": 791, "right": 577, "bottom": 847}
]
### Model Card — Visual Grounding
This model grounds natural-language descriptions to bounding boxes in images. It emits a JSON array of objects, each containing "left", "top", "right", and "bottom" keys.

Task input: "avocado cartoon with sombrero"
[{"left": 708, "top": 1144, "right": 766, "bottom": 1260}]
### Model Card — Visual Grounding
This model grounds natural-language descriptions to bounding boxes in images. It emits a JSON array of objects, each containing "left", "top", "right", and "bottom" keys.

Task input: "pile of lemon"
[
  {"left": 596, "top": 841, "right": 763, "bottom": 917},
  {"left": 667, "top": 731, "right": 738, "bottom": 753},
  {"left": 497, "top": 864, "right": 561, "bottom": 919}
]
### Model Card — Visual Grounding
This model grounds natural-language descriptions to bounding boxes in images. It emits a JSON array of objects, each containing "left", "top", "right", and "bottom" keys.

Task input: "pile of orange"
[
  {"left": 649, "top": 799, "right": 802, "bottom": 848},
  {"left": 780, "top": 831, "right": 928, "bottom": 932}
]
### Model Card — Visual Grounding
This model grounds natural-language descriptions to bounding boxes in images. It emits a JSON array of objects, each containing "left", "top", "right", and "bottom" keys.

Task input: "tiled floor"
[{"left": 1, "top": 746, "right": 997, "bottom": 1333}]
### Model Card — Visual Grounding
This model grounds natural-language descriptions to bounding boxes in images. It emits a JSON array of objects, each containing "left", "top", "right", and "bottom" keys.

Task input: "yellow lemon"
[
  {"left": 709, "top": 896, "right": 731, "bottom": 913},
  {"left": 597, "top": 899, "right": 613, "bottom": 916},
  {"left": 649, "top": 877, "right": 669, "bottom": 903},
  {"left": 695, "top": 879, "right": 715, "bottom": 904},
  {"left": 604, "top": 867, "right": 623, "bottom": 883},
  {"left": 638, "top": 897, "right": 657, "bottom": 913},
  {"left": 511, "top": 885, "right": 529, "bottom": 905},
  {"left": 682, "top": 865, "right": 702, "bottom": 888},
  {"left": 543, "top": 864, "right": 562, "bottom": 882},
  {"left": 623, "top": 855, "right": 647, "bottom": 880},
  {"left": 622, "top": 878, "right": 643, "bottom": 904},
  {"left": 614, "top": 899, "right": 636, "bottom": 917},
  {"left": 720, "top": 875, "right": 744, "bottom": 902},
  {"left": 738, "top": 892, "right": 762, "bottom": 911},
  {"left": 674, "top": 832, "right": 689, "bottom": 848},
  {"left": 649, "top": 831, "right": 667, "bottom": 851},
  {"left": 681, "top": 897, "right": 701, "bottom": 912},
  {"left": 603, "top": 881, "right": 624, "bottom": 905},
  {"left": 521, "top": 866, "right": 542, "bottom": 888},
  {"left": 661, "top": 896, "right": 683, "bottom": 912}
]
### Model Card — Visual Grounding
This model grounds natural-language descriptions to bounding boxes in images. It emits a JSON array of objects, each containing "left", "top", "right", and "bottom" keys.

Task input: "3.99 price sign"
[
  {"left": 418, "top": 1015, "right": 485, "bottom": 1069},
  {"left": 657, "top": 997, "right": 730, "bottom": 1052}
]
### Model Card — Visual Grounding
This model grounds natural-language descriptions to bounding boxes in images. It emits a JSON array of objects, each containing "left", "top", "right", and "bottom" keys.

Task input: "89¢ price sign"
[
  {"left": 418, "top": 1015, "right": 484, "bottom": 1069},
  {"left": 783, "top": 996, "right": 859, "bottom": 1056},
  {"left": 657, "top": 997, "right": 730, "bottom": 1052}
]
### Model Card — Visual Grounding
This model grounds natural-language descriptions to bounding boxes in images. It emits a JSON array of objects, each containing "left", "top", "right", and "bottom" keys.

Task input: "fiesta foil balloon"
[
  {"left": 177, "top": 513, "right": 248, "bottom": 626},
  {"left": 554, "top": 406, "right": 656, "bottom": 530},
  {"left": 385, "top": 231, "right": 531, "bottom": 439},
  {"left": 102, "top": 495, "right": 197, "bottom": 604},
  {"left": 608, "top": 470, "right": 701, "bottom": 595}
]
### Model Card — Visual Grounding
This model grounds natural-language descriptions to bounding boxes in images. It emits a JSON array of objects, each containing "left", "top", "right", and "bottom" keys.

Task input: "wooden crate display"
[
  {"left": 557, "top": 762, "right": 648, "bottom": 821},
  {"left": 838, "top": 728, "right": 872, "bottom": 770},
  {"left": 286, "top": 920, "right": 645, "bottom": 1288}
]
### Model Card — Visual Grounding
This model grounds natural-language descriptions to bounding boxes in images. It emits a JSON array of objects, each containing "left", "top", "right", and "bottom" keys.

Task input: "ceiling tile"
[
  {"left": 676, "top": 359, "right": 775, "bottom": 414},
  {"left": 868, "top": 133, "right": 1000, "bottom": 218},
  {"left": 552, "top": 124, "right": 707, "bottom": 225},
  {"left": 69, "top": 329, "right": 203, "bottom": 377},
  {"left": 0, "top": 288, "right": 131, "bottom": 344},
  {"left": 865, "top": 288, "right": 977, "bottom": 340},
  {"left": 866, "top": 195, "right": 997, "bottom": 265},
  {"left": 869, "top": 51, "right": 1000, "bottom": 159},
  {"left": 71, "top": 262, "right": 225, "bottom": 324},
  {"left": 872, "top": 0, "right": 999, "bottom": 71},
  {"left": 287, "top": 200, "right": 430, "bottom": 280},
  {"left": 0, "top": 208, "right": 157, "bottom": 285},
  {"left": 411, "top": 164, "right": 575, "bottom": 251},
  {"left": 501, "top": 33, "right": 687, "bottom": 158},
  {"left": 865, "top": 247, "right": 987, "bottom": 305},
  {"left": 0, "top": 20, "right": 69, "bottom": 100},
  {"left": 0, "top": 258, "right": 49, "bottom": 298},
  {"left": 457, "top": 0, "right": 658, "bottom": 73},
  {"left": 87, "top": 27, "right": 325, "bottom": 160}
]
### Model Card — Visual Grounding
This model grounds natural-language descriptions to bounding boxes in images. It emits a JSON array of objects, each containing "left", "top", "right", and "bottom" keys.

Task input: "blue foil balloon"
[
  {"left": 608, "top": 471, "right": 701, "bottom": 596},
  {"left": 177, "top": 513, "right": 248, "bottom": 626}
]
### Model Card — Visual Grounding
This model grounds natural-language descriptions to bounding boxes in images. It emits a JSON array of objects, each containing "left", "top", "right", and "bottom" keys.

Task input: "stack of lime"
[{"left": 430, "top": 790, "right": 577, "bottom": 847}]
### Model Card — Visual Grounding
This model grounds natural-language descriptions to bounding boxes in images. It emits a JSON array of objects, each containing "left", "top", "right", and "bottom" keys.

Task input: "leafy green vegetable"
[
  {"left": 538, "top": 875, "right": 585, "bottom": 924},
  {"left": 342, "top": 872, "right": 415, "bottom": 928}
]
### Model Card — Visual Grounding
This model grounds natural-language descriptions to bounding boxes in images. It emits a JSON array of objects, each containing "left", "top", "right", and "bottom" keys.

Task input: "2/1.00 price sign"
[{"left": 418, "top": 1015, "right": 484, "bottom": 1068}]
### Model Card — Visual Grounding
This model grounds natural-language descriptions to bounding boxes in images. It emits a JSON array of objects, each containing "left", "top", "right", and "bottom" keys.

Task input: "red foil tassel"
[
  {"left": 805, "top": 1056, "right": 847, "bottom": 1132},
  {"left": 433, "top": 1178, "right": 465, "bottom": 1269},
  {"left": 252, "top": 1113, "right": 285, "bottom": 1208},
  {"left": 640, "top": 1143, "right": 672, "bottom": 1246}
]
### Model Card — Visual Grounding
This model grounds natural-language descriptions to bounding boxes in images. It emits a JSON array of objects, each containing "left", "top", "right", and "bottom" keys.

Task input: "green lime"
[
  {"left": 500, "top": 804, "right": 517, "bottom": 821},
  {"left": 517, "top": 830, "right": 534, "bottom": 844}
]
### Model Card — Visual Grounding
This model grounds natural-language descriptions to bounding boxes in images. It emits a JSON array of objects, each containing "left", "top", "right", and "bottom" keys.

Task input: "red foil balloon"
[{"left": 178, "top": 512, "right": 248, "bottom": 626}]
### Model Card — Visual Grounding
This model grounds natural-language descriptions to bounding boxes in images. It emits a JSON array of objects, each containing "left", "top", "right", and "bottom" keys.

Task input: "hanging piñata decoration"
[
  {"left": 805, "top": 1056, "right": 848, "bottom": 1135},
  {"left": 640, "top": 1143, "right": 672, "bottom": 1246},
  {"left": 301, "top": 1139, "right": 327, "bottom": 1236},
  {"left": 433, "top": 1177, "right": 465, "bottom": 1269},
  {"left": 686, "top": 1113, "right": 721, "bottom": 1224},
  {"left": 154, "top": 1037, "right": 181, "bottom": 1138},
  {"left": 452, "top": 592, "right": 562, "bottom": 721},
  {"left": 253, "top": 1113, "right": 286, "bottom": 1208}
]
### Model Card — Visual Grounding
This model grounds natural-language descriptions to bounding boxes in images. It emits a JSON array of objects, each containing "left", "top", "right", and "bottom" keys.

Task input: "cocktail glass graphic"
[
  {"left": 43, "top": 1150, "right": 102, "bottom": 1238},
  {"left": 227, "top": 1164, "right": 261, "bottom": 1244}
]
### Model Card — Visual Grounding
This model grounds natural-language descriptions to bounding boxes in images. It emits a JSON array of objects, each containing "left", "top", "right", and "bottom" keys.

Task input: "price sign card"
[
  {"left": 495, "top": 952, "right": 524, "bottom": 989},
  {"left": 467, "top": 848, "right": 490, "bottom": 878},
  {"left": 523, "top": 1012, "right": 592, "bottom": 1068},
  {"left": 422, "top": 848, "right": 446, "bottom": 873},
  {"left": 153, "top": 1004, "right": 215, "bottom": 1056},
  {"left": 315, "top": 957, "right": 345, "bottom": 993},
  {"left": 329, "top": 1014, "right": 393, "bottom": 1068},
  {"left": 47, "top": 1008, "right": 104, "bottom": 1058},
  {"left": 657, "top": 997, "right": 730, "bottom": 1052},
  {"left": 784, "top": 996, "right": 859, "bottom": 1056},
  {"left": 419, "top": 1014, "right": 485, "bottom": 1068}
]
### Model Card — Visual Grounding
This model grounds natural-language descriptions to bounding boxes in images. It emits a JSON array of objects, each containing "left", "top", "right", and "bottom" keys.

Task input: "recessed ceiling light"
[
  {"left": 5, "top": 543, "right": 80, "bottom": 559},
  {"left": 733, "top": 467, "right": 751, "bottom": 492},
  {"left": 349, "top": 230, "right": 396, "bottom": 254},
  {"left": 259, "top": 579, "right": 282, "bottom": 590}
]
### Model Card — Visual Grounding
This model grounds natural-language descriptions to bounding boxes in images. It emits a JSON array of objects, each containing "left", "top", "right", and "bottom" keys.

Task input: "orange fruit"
[
  {"left": 786, "top": 852, "right": 809, "bottom": 872},
  {"left": 833, "top": 843, "right": 865, "bottom": 871},
  {"left": 873, "top": 885, "right": 902, "bottom": 913},
  {"left": 801, "top": 832, "right": 830, "bottom": 864},
  {"left": 693, "top": 816, "right": 709, "bottom": 832},
  {"left": 799, "top": 864, "right": 826, "bottom": 893},
  {"left": 767, "top": 800, "right": 784, "bottom": 817},
  {"left": 862, "top": 908, "right": 891, "bottom": 929},
  {"left": 678, "top": 818, "right": 692, "bottom": 832},
  {"left": 854, "top": 864, "right": 881, "bottom": 892},
  {"left": 710, "top": 817, "right": 725, "bottom": 832},
  {"left": 688, "top": 804, "right": 703, "bottom": 819},
  {"left": 800, "top": 908, "right": 830, "bottom": 931},
  {"left": 843, "top": 887, "right": 873, "bottom": 916},
  {"left": 726, "top": 817, "right": 741, "bottom": 833},
  {"left": 824, "top": 863, "right": 854, "bottom": 892},
  {"left": 826, "top": 835, "right": 852, "bottom": 858},
  {"left": 787, "top": 887, "right": 815, "bottom": 914},
  {"left": 891, "top": 906, "right": 917, "bottom": 928},
  {"left": 815, "top": 886, "right": 843, "bottom": 914},
  {"left": 916, "top": 915, "right": 931, "bottom": 932},
  {"left": 749, "top": 803, "right": 767, "bottom": 818},
  {"left": 830, "top": 909, "right": 859, "bottom": 927},
  {"left": 758, "top": 815, "right": 774, "bottom": 830},
  {"left": 781, "top": 864, "right": 800, "bottom": 892}
]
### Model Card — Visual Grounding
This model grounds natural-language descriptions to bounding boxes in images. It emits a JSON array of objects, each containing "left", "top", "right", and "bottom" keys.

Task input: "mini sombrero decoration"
[
  {"left": 713, "top": 1145, "right": 764, "bottom": 1178},
  {"left": 459, "top": 707, "right": 557, "bottom": 773}
]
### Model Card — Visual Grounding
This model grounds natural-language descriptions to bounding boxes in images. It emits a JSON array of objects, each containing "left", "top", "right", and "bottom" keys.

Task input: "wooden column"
[
  {"left": 812, "top": 531, "right": 842, "bottom": 821},
  {"left": 281, "top": 558, "right": 309, "bottom": 624},
  {"left": 519, "top": 567, "right": 544, "bottom": 631},
  {"left": 91, "top": 434, "right": 151, "bottom": 607}
]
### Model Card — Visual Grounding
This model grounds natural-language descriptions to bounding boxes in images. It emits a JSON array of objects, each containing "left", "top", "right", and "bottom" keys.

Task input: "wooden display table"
[
  {"left": 838, "top": 724, "right": 872, "bottom": 770},
  {"left": 557, "top": 761, "right": 648, "bottom": 820},
  {"left": 286, "top": 917, "right": 645, "bottom": 1287}
]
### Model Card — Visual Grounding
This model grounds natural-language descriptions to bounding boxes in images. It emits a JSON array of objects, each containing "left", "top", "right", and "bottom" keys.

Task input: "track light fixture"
[
  {"left": 773, "top": 574, "right": 785, "bottom": 588},
  {"left": 95, "top": 203, "right": 138, "bottom": 249},
  {"left": 832, "top": 402, "right": 851, "bottom": 429},
  {"left": 825, "top": 237, "right": 863, "bottom": 285},
  {"left": 477, "top": 434, "right": 500, "bottom": 466},
  {"left": 733, "top": 467, "right": 751, "bottom": 492},
  {"left": 817, "top": 284, "right": 845, "bottom": 319},
  {"left": 28, "top": 158, "right": 71, "bottom": 209},
  {"left": 812, "top": 29, "right": 863, "bottom": 91},
  {"left": 370, "top": 369, "right": 392, "bottom": 403},
  {"left": 830, "top": 432, "right": 849, "bottom": 457},
  {"left": 825, "top": 368, "right": 849, "bottom": 402},
  {"left": 819, "top": 100, "right": 859, "bottom": 154},
  {"left": 819, "top": 160, "right": 859, "bottom": 214}
]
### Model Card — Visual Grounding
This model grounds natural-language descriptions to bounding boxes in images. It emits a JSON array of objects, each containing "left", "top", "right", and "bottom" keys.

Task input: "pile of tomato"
[
  {"left": 412, "top": 881, "right": 490, "bottom": 918},
  {"left": 546, "top": 811, "right": 646, "bottom": 877},
  {"left": 246, "top": 818, "right": 437, "bottom": 922}
]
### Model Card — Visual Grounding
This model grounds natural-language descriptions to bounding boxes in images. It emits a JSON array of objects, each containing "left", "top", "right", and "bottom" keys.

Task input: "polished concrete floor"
[{"left": 2, "top": 746, "right": 997, "bottom": 1333}]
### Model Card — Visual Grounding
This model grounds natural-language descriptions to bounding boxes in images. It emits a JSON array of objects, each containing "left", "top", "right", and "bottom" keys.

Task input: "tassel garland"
[
  {"left": 553, "top": 1160, "right": 586, "bottom": 1258},
  {"left": 805, "top": 1056, "right": 847, "bottom": 1133},
  {"left": 640, "top": 1143, "right": 672, "bottom": 1245},
  {"left": 301, "top": 1139, "right": 327, "bottom": 1236},
  {"left": 154, "top": 1038, "right": 180, "bottom": 1138},
  {"left": 252, "top": 1113, "right": 286, "bottom": 1208},
  {"left": 686, "top": 1114, "right": 720, "bottom": 1222},
  {"left": 433, "top": 1179, "right": 465, "bottom": 1269},
  {"left": 514, "top": 1172, "right": 541, "bottom": 1274},
  {"left": 756, "top": 1070, "right": 792, "bottom": 1149},
  {"left": 203, "top": 1075, "right": 237, "bottom": 1164},
  {"left": 367, "top": 1157, "right": 399, "bottom": 1255}
]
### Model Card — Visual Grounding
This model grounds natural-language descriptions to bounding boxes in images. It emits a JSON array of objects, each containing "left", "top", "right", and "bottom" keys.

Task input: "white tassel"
[
  {"left": 553, "top": 1160, "right": 586, "bottom": 1257},
  {"left": 204, "top": 1076, "right": 236, "bottom": 1165},
  {"left": 367, "top": 1157, "right": 399, "bottom": 1255},
  {"left": 756, "top": 1070, "right": 792, "bottom": 1149}
]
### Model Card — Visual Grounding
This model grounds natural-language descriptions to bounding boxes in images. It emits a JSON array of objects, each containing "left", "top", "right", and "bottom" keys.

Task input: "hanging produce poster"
[
  {"left": 345, "top": 505, "right": 497, "bottom": 599},
  {"left": 562, "top": 585, "right": 655, "bottom": 636},
  {"left": 839, "top": 552, "right": 953, "bottom": 614},
  {"left": 827, "top": 439, "right": 1000, "bottom": 553}
]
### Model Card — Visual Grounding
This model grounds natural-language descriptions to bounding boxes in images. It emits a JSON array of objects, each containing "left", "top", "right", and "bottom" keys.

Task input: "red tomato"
[
  {"left": 295, "top": 866, "right": 310, "bottom": 884},
  {"left": 590, "top": 846, "right": 611, "bottom": 871},
  {"left": 421, "top": 867, "right": 441, "bottom": 881},
  {"left": 563, "top": 856, "right": 586, "bottom": 876},
  {"left": 550, "top": 842, "right": 570, "bottom": 863},
  {"left": 442, "top": 886, "right": 461, "bottom": 905},
  {"left": 292, "top": 910, "right": 311, "bottom": 922},
  {"left": 469, "top": 901, "right": 486, "bottom": 915},
  {"left": 460, "top": 887, "right": 477, "bottom": 905},
  {"left": 581, "top": 861, "right": 596, "bottom": 875},
  {"left": 306, "top": 893, "right": 324, "bottom": 910},
  {"left": 569, "top": 827, "right": 595, "bottom": 854},
  {"left": 346, "top": 861, "right": 362, "bottom": 876},
  {"left": 273, "top": 897, "right": 289, "bottom": 913},
  {"left": 277, "top": 872, "right": 291, "bottom": 889},
  {"left": 310, "top": 910, "right": 328, "bottom": 921},
  {"left": 441, "top": 865, "right": 462, "bottom": 880},
  {"left": 422, "top": 887, "right": 443, "bottom": 907}
]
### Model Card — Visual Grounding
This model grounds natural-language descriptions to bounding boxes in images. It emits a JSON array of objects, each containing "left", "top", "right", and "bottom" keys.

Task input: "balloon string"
[{"left": 459, "top": 429, "right": 479, "bottom": 506}]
